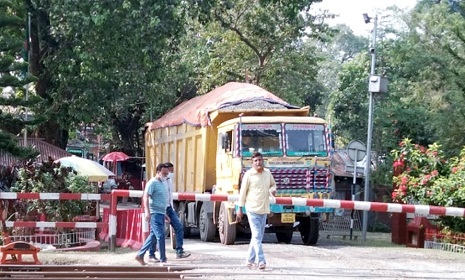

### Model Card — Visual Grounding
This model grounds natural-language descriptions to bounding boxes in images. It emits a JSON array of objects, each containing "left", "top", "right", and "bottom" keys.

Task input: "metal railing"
[{"left": 8, "top": 229, "right": 96, "bottom": 249}]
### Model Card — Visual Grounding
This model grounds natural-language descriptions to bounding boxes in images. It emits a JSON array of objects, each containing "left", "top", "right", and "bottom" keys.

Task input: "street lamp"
[{"left": 362, "top": 13, "right": 377, "bottom": 242}]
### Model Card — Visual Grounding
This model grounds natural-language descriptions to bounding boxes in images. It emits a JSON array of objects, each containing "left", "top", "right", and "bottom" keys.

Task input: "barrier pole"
[
  {"left": 109, "top": 190, "right": 465, "bottom": 218},
  {"left": 110, "top": 189, "right": 143, "bottom": 252},
  {"left": 109, "top": 191, "right": 118, "bottom": 252}
]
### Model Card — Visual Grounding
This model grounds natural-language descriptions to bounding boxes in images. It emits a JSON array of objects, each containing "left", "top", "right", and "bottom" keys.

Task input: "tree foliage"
[
  {"left": 181, "top": 0, "right": 330, "bottom": 109},
  {"left": 23, "top": 0, "right": 185, "bottom": 155},
  {"left": 329, "top": 1, "right": 465, "bottom": 156},
  {"left": 325, "top": 1, "right": 465, "bottom": 196},
  {"left": 0, "top": 0, "right": 37, "bottom": 159}
]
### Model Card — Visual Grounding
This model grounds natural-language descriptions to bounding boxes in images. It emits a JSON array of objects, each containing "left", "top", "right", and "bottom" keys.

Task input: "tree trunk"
[{"left": 34, "top": 121, "right": 69, "bottom": 149}]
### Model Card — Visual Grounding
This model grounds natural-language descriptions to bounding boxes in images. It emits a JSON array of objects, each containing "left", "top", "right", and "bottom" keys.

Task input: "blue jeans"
[
  {"left": 149, "top": 235, "right": 157, "bottom": 258},
  {"left": 137, "top": 213, "right": 166, "bottom": 262},
  {"left": 246, "top": 212, "right": 267, "bottom": 265},
  {"left": 166, "top": 206, "right": 184, "bottom": 254}
]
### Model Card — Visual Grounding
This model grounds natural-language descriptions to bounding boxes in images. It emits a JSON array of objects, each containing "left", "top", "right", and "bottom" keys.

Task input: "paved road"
[{"left": 38, "top": 231, "right": 465, "bottom": 279}]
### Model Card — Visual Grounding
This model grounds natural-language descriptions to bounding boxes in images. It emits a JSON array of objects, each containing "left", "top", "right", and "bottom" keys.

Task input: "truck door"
[{"left": 216, "top": 130, "right": 234, "bottom": 193}]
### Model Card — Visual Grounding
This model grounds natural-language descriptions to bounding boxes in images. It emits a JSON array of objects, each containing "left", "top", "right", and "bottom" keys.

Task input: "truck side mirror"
[
  {"left": 223, "top": 138, "right": 230, "bottom": 150},
  {"left": 219, "top": 134, "right": 226, "bottom": 149}
]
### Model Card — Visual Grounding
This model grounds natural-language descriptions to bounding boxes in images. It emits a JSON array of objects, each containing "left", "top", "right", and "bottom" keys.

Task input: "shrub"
[
  {"left": 391, "top": 138, "right": 465, "bottom": 232},
  {"left": 8, "top": 157, "right": 94, "bottom": 223}
]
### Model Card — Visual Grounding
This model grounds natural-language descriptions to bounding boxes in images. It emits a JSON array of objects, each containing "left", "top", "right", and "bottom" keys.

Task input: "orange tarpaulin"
[{"left": 148, "top": 82, "right": 297, "bottom": 130}]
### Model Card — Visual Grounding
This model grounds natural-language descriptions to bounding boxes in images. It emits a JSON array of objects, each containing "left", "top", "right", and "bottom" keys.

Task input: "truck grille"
[{"left": 241, "top": 167, "right": 331, "bottom": 196}]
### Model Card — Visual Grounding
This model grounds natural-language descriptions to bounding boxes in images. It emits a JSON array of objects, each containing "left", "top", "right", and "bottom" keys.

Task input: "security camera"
[
  {"left": 369, "top": 48, "right": 375, "bottom": 53},
  {"left": 363, "top": 13, "right": 371, "bottom": 24}
]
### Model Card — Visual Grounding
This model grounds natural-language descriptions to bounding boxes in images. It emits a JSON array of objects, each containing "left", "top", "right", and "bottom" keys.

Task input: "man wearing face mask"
[
  {"left": 135, "top": 163, "right": 170, "bottom": 265},
  {"left": 146, "top": 165, "right": 170, "bottom": 263},
  {"left": 164, "top": 162, "right": 190, "bottom": 259}
]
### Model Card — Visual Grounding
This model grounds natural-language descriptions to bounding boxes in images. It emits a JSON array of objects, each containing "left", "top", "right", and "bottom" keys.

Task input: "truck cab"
[{"left": 215, "top": 116, "right": 334, "bottom": 245}]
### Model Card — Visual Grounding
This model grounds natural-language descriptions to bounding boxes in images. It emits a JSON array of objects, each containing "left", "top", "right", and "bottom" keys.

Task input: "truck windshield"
[
  {"left": 241, "top": 124, "right": 282, "bottom": 157},
  {"left": 285, "top": 123, "right": 327, "bottom": 157}
]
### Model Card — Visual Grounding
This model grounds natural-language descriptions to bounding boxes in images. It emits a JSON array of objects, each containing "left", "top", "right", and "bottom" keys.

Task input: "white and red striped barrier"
[
  {"left": 0, "top": 192, "right": 109, "bottom": 230},
  {"left": 3, "top": 190, "right": 464, "bottom": 252},
  {"left": 5, "top": 221, "right": 107, "bottom": 228},
  {"left": 171, "top": 192, "right": 465, "bottom": 217},
  {"left": 107, "top": 190, "right": 465, "bottom": 251},
  {"left": 0, "top": 192, "right": 110, "bottom": 201},
  {"left": 109, "top": 190, "right": 465, "bottom": 217}
]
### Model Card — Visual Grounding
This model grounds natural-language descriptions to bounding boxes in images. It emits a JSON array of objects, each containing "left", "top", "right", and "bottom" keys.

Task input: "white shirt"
[{"left": 164, "top": 173, "right": 174, "bottom": 207}]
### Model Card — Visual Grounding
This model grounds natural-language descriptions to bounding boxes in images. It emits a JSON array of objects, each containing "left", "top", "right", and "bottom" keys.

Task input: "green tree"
[
  {"left": 182, "top": 0, "right": 331, "bottom": 109},
  {"left": 23, "top": 0, "right": 184, "bottom": 155},
  {"left": 0, "top": 0, "right": 37, "bottom": 159},
  {"left": 407, "top": 0, "right": 465, "bottom": 156}
]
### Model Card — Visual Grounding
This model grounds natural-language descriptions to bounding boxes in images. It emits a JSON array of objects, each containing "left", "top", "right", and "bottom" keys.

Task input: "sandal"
[
  {"left": 135, "top": 255, "right": 147, "bottom": 266},
  {"left": 258, "top": 263, "right": 266, "bottom": 270}
]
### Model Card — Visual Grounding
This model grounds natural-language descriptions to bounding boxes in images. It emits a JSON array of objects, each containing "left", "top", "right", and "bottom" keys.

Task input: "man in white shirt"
[
  {"left": 236, "top": 152, "right": 276, "bottom": 270},
  {"left": 164, "top": 162, "right": 190, "bottom": 259}
]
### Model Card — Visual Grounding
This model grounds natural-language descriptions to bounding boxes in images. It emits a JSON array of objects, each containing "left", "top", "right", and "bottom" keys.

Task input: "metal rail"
[
  {"left": 0, "top": 264, "right": 460, "bottom": 279},
  {"left": 0, "top": 265, "right": 187, "bottom": 279}
]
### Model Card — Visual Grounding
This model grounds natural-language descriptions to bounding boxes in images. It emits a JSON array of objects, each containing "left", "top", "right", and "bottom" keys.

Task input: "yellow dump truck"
[{"left": 145, "top": 82, "right": 334, "bottom": 245}]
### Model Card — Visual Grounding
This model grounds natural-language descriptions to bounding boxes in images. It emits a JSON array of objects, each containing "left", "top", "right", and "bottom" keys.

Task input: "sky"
[{"left": 313, "top": 0, "right": 418, "bottom": 35}]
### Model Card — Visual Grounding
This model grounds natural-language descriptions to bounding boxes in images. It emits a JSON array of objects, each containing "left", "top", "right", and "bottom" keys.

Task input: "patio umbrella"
[
  {"left": 102, "top": 151, "right": 130, "bottom": 176},
  {"left": 56, "top": 156, "right": 115, "bottom": 182},
  {"left": 102, "top": 152, "right": 130, "bottom": 162}
]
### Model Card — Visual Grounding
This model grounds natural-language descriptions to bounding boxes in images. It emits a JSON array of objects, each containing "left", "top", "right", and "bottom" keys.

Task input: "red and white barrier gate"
[
  {"left": 108, "top": 190, "right": 465, "bottom": 251},
  {"left": 0, "top": 192, "right": 109, "bottom": 230}
]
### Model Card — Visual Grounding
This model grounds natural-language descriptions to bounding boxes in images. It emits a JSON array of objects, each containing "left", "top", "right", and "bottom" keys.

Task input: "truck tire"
[
  {"left": 219, "top": 202, "right": 236, "bottom": 245},
  {"left": 275, "top": 227, "right": 294, "bottom": 244},
  {"left": 299, "top": 215, "right": 319, "bottom": 245},
  {"left": 199, "top": 203, "right": 216, "bottom": 242}
]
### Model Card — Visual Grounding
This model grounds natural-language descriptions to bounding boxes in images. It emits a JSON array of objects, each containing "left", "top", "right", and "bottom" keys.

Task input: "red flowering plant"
[
  {"left": 391, "top": 139, "right": 448, "bottom": 204},
  {"left": 391, "top": 138, "right": 465, "bottom": 233}
]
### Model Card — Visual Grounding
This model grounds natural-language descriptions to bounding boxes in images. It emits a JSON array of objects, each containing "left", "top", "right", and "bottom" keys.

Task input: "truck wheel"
[
  {"left": 199, "top": 203, "right": 216, "bottom": 242},
  {"left": 218, "top": 202, "right": 236, "bottom": 245},
  {"left": 275, "top": 227, "right": 294, "bottom": 244},
  {"left": 299, "top": 215, "right": 319, "bottom": 245}
]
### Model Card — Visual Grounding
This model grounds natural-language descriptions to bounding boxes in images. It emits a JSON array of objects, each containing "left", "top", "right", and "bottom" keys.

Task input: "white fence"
[
  {"left": 9, "top": 229, "right": 96, "bottom": 249},
  {"left": 424, "top": 240, "right": 465, "bottom": 253}
]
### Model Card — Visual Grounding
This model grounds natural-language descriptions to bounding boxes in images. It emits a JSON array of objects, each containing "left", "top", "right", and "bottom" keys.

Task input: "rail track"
[
  {"left": 0, "top": 264, "right": 191, "bottom": 279},
  {"left": 1, "top": 263, "right": 464, "bottom": 279}
]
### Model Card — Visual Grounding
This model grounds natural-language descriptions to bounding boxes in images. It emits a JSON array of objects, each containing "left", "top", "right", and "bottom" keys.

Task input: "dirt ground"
[{"left": 32, "top": 231, "right": 465, "bottom": 279}]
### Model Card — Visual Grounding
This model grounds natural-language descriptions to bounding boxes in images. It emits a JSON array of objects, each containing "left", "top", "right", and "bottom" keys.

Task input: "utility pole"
[{"left": 362, "top": 13, "right": 377, "bottom": 242}]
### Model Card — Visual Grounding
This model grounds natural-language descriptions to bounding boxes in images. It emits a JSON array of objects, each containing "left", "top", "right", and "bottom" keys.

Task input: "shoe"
[
  {"left": 176, "top": 251, "right": 191, "bottom": 259},
  {"left": 159, "top": 260, "right": 167, "bottom": 266},
  {"left": 246, "top": 262, "right": 255, "bottom": 268},
  {"left": 148, "top": 256, "right": 159, "bottom": 263},
  {"left": 135, "top": 255, "right": 147, "bottom": 266},
  {"left": 258, "top": 263, "right": 266, "bottom": 270}
]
